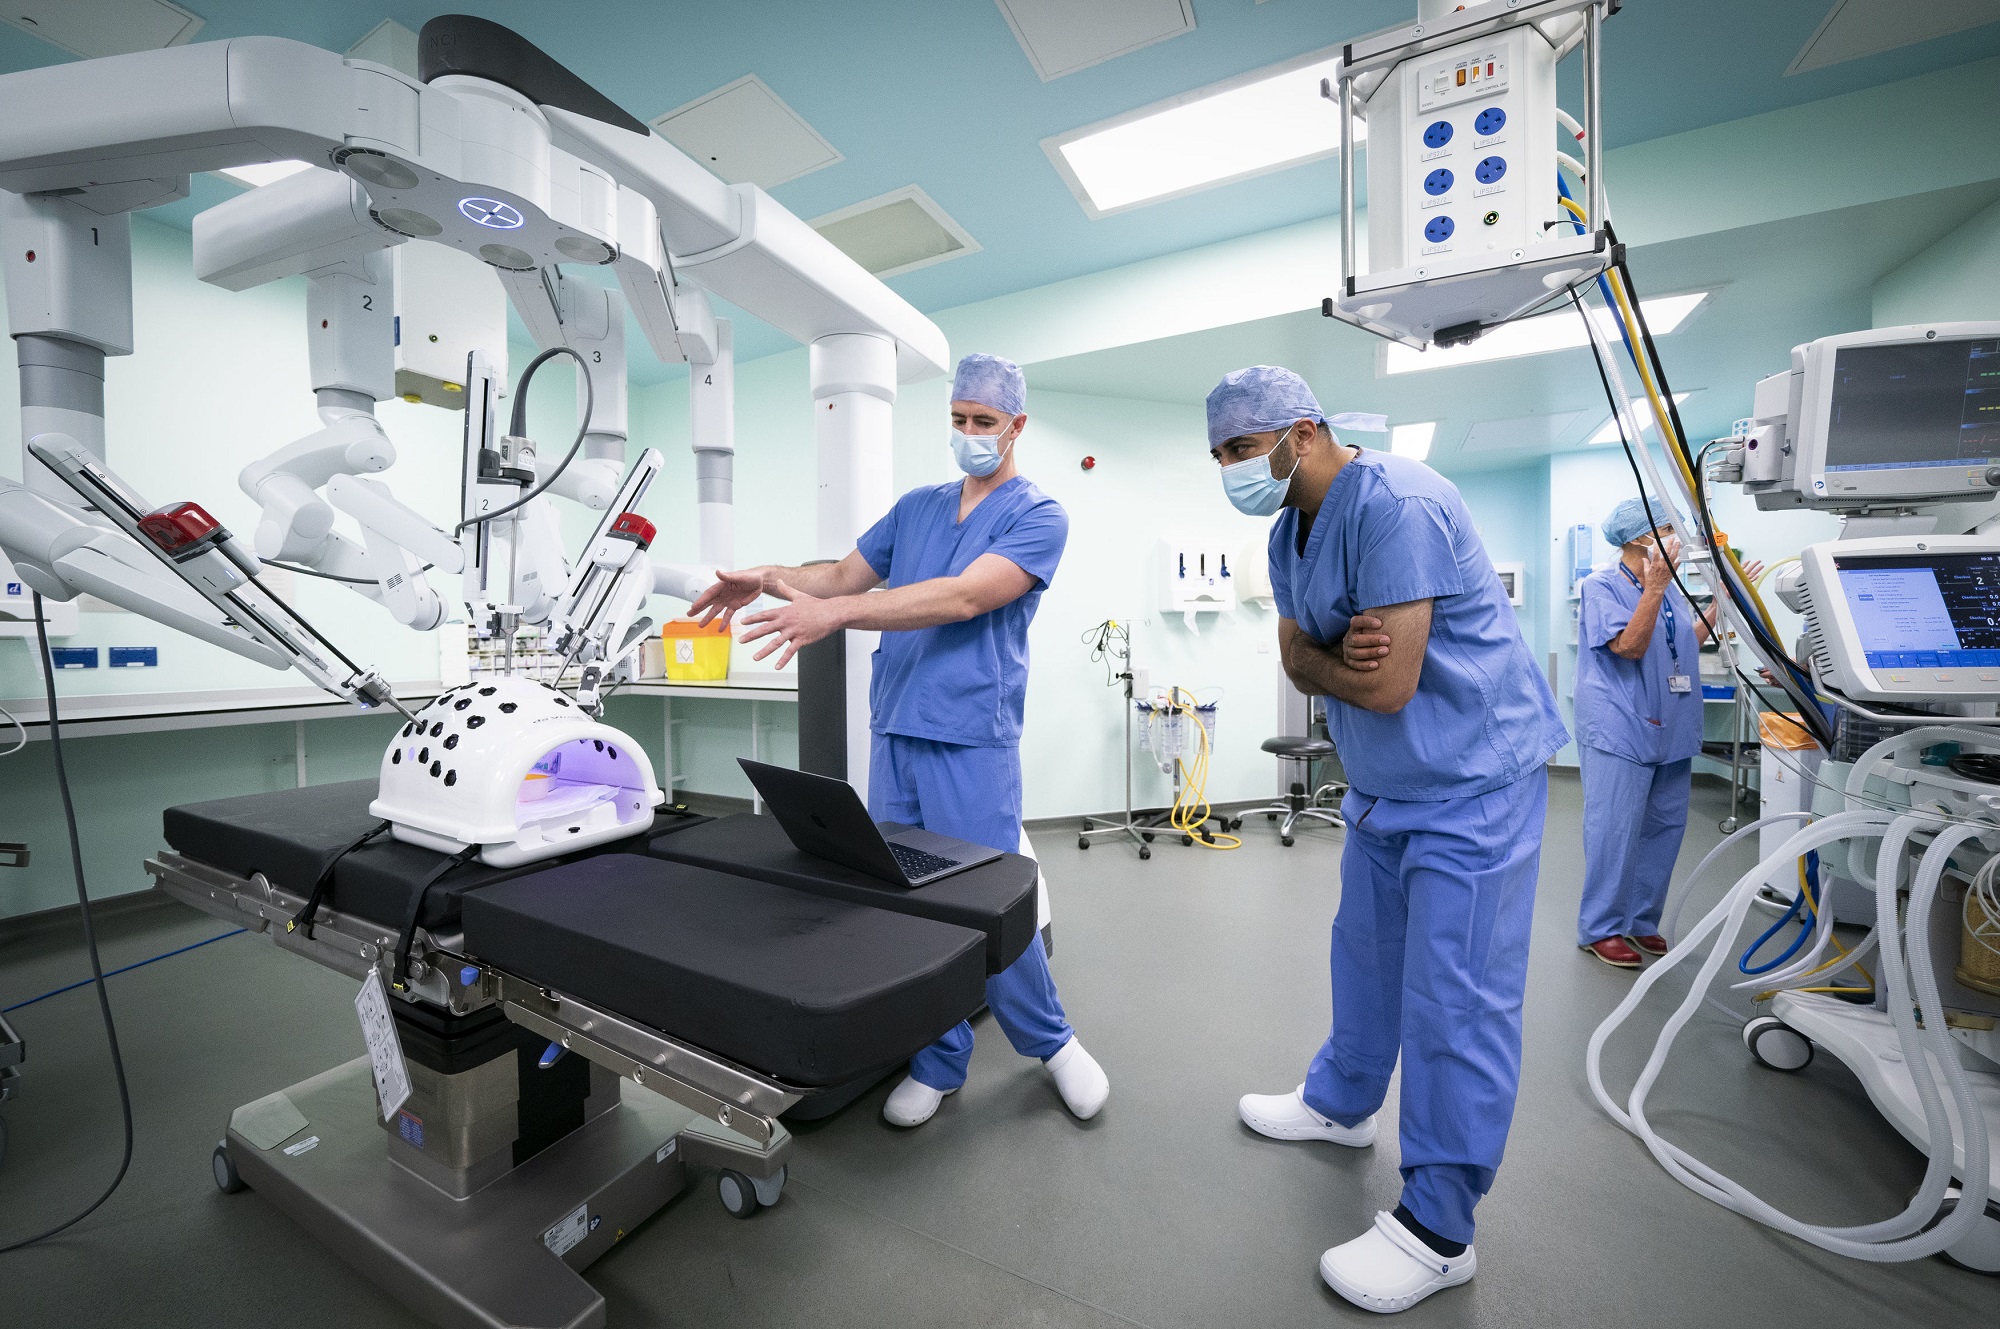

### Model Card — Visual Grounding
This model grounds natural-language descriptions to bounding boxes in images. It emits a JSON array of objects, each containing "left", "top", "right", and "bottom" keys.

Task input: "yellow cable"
[
  {"left": 1753, "top": 859, "right": 1875, "bottom": 1001},
  {"left": 1167, "top": 695, "right": 1241, "bottom": 850}
]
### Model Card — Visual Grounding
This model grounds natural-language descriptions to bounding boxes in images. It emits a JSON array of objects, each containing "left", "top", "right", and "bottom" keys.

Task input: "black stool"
[{"left": 1249, "top": 736, "right": 1345, "bottom": 846}]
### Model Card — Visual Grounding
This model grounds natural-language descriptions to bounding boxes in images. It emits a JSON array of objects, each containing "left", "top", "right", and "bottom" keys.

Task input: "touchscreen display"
[
  {"left": 1823, "top": 338, "right": 2000, "bottom": 472},
  {"left": 1836, "top": 550, "right": 2000, "bottom": 668}
]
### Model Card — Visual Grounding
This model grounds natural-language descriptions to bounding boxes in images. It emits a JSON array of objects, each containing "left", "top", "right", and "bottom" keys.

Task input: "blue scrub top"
[
  {"left": 855, "top": 476, "right": 1067, "bottom": 748},
  {"left": 1268, "top": 451, "right": 1567, "bottom": 801},
  {"left": 1573, "top": 563, "right": 1703, "bottom": 765}
]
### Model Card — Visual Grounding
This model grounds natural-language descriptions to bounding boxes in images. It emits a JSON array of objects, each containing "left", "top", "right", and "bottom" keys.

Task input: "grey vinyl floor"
[{"left": 1, "top": 771, "right": 1994, "bottom": 1327}]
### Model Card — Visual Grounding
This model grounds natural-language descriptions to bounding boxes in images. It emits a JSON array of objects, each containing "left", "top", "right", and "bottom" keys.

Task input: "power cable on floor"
[{"left": 0, "top": 595, "right": 136, "bottom": 1254}]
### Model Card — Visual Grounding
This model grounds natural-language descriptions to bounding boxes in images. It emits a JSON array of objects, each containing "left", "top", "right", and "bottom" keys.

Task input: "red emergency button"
[
  {"left": 607, "top": 512, "right": 656, "bottom": 548},
  {"left": 138, "top": 502, "right": 224, "bottom": 557}
]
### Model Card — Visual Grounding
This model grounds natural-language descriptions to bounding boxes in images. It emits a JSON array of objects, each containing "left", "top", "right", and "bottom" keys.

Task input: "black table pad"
[
  {"left": 461, "top": 855, "right": 987, "bottom": 1086},
  {"left": 644, "top": 813, "right": 1037, "bottom": 975}
]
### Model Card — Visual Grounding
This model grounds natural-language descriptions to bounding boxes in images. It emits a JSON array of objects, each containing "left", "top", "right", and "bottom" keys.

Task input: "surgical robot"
[{"left": 0, "top": 19, "right": 1015, "bottom": 1329}]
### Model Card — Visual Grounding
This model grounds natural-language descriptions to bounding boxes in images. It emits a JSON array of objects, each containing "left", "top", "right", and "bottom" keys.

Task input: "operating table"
[{"left": 147, "top": 779, "right": 1036, "bottom": 1329}]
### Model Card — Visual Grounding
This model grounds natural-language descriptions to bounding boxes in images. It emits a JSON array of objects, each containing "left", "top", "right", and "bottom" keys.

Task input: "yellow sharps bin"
[{"left": 661, "top": 617, "right": 731, "bottom": 680}]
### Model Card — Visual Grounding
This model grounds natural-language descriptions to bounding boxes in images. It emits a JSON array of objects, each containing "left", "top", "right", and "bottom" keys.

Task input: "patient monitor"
[{"left": 1796, "top": 535, "right": 2000, "bottom": 704}]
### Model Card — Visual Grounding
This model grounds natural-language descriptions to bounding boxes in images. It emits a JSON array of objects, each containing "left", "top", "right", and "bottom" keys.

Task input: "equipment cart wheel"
[
  {"left": 1141, "top": 832, "right": 1154, "bottom": 843},
  {"left": 1138, "top": 845, "right": 1151, "bottom": 860},
  {"left": 1266, "top": 812, "right": 1277, "bottom": 821},
  {"left": 1180, "top": 834, "right": 1194, "bottom": 846},
  {"left": 718, "top": 1169, "right": 759, "bottom": 1218},
  {"left": 212, "top": 1141, "right": 245, "bottom": 1194},
  {"left": 1078, "top": 836, "right": 1089, "bottom": 849},
  {"left": 1742, "top": 1016, "right": 1813, "bottom": 1072},
  {"left": 1934, "top": 1186, "right": 2000, "bottom": 1274},
  {"left": 1281, "top": 836, "right": 1294, "bottom": 847}
]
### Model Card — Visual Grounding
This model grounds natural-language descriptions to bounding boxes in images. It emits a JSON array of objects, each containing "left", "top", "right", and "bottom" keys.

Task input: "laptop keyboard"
[{"left": 889, "top": 842, "right": 961, "bottom": 879}]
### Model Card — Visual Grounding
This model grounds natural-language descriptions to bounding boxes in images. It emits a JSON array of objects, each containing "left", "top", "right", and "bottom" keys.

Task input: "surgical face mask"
[
  {"left": 1219, "top": 426, "right": 1299, "bottom": 516},
  {"left": 950, "top": 423, "right": 1014, "bottom": 478}
]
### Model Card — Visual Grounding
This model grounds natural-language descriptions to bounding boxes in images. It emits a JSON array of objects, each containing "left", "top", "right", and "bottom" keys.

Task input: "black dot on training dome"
[
  {"left": 593, "top": 740, "right": 604, "bottom": 753},
  {"left": 419, "top": 747, "right": 429, "bottom": 763},
  {"left": 391, "top": 749, "right": 401, "bottom": 764},
  {"left": 444, "top": 734, "right": 458, "bottom": 750},
  {"left": 467, "top": 715, "right": 485, "bottom": 729},
  {"left": 401, "top": 722, "right": 413, "bottom": 737},
  {"left": 430, "top": 760, "right": 441, "bottom": 777},
  {"left": 455, "top": 698, "right": 471, "bottom": 711},
  {"left": 568, "top": 826, "right": 580, "bottom": 834},
  {"left": 499, "top": 702, "right": 517, "bottom": 714},
  {"left": 444, "top": 770, "right": 456, "bottom": 787},
  {"left": 479, "top": 686, "right": 496, "bottom": 696},
  {"left": 554, "top": 697, "right": 569, "bottom": 707},
  {"left": 430, "top": 722, "right": 443, "bottom": 737},
  {"left": 607, "top": 747, "right": 618, "bottom": 760}
]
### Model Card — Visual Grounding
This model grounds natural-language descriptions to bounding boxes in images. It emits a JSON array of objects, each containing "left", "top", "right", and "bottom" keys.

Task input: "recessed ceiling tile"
[
  {"left": 997, "top": 0, "right": 1195, "bottom": 82},
  {"left": 1460, "top": 410, "right": 1590, "bottom": 453},
  {"left": 1787, "top": 0, "right": 2000, "bottom": 75},
  {"left": 2, "top": 0, "right": 202, "bottom": 58},
  {"left": 811, "top": 187, "right": 980, "bottom": 279},
  {"left": 650, "top": 75, "right": 843, "bottom": 189}
]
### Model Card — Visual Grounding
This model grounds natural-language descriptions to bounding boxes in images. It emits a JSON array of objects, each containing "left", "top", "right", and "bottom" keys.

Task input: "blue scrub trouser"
[
  {"left": 868, "top": 732, "right": 1074, "bottom": 1092},
  {"left": 1301, "top": 772, "right": 1547, "bottom": 1247},
  {"left": 1576, "top": 745, "right": 1692, "bottom": 946}
]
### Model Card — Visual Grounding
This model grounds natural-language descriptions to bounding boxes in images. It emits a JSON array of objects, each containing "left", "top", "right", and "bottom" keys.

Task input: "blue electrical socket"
[
  {"left": 1424, "top": 215, "right": 1455, "bottom": 243},
  {"left": 1474, "top": 106, "right": 1506, "bottom": 136},
  {"left": 1475, "top": 155, "right": 1507, "bottom": 184},
  {"left": 1423, "top": 167, "right": 1453, "bottom": 196},
  {"left": 1422, "top": 119, "right": 1453, "bottom": 149}
]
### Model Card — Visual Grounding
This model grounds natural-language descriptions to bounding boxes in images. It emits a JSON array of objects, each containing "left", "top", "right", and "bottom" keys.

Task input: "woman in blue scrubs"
[
  {"left": 1572, "top": 498, "right": 1751, "bottom": 968},
  {"left": 1211, "top": 366, "right": 1568, "bottom": 1314},
  {"left": 689, "top": 353, "right": 1108, "bottom": 1129}
]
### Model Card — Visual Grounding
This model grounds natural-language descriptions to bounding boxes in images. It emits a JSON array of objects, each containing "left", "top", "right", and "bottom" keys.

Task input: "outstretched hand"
[
  {"left": 689, "top": 567, "right": 766, "bottom": 630},
  {"left": 1342, "top": 614, "right": 1390, "bottom": 671},
  {"left": 737, "top": 581, "right": 848, "bottom": 670}
]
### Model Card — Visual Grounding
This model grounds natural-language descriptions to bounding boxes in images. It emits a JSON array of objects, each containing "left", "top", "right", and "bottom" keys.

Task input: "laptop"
[{"left": 737, "top": 758, "right": 1003, "bottom": 887}]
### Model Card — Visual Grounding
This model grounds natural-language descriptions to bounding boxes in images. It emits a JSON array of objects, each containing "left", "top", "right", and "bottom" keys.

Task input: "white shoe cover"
[
  {"left": 1237, "top": 1086, "right": 1377, "bottom": 1146},
  {"left": 1044, "top": 1038, "right": 1109, "bottom": 1120},
  {"left": 1319, "top": 1211, "right": 1476, "bottom": 1314},
  {"left": 883, "top": 1075, "right": 954, "bottom": 1128}
]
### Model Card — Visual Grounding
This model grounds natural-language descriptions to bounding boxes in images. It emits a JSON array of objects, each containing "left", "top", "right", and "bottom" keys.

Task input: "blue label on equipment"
[
  {"left": 5, "top": 582, "right": 21, "bottom": 597},
  {"left": 397, "top": 1109, "right": 424, "bottom": 1149},
  {"left": 109, "top": 647, "right": 158, "bottom": 668},
  {"left": 49, "top": 647, "right": 98, "bottom": 670}
]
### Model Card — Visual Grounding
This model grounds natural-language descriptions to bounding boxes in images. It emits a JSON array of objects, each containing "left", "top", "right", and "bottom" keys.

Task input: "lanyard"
[{"left": 1620, "top": 564, "right": 1681, "bottom": 667}]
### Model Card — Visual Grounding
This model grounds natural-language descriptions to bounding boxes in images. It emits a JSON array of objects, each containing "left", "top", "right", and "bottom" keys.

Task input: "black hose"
[
  {"left": 455, "top": 345, "right": 596, "bottom": 534},
  {"left": 0, "top": 596, "right": 135, "bottom": 1253}
]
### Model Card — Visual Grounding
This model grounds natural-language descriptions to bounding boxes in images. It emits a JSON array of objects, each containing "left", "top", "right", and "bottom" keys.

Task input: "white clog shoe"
[
  {"left": 1237, "top": 1086, "right": 1377, "bottom": 1146},
  {"left": 1319, "top": 1210, "right": 1475, "bottom": 1314},
  {"left": 1044, "top": 1038, "right": 1109, "bottom": 1120},
  {"left": 883, "top": 1075, "right": 955, "bottom": 1127}
]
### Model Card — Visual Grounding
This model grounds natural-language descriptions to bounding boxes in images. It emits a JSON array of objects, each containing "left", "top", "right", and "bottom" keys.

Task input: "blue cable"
[
  {"left": 1739, "top": 851, "right": 1821, "bottom": 976},
  {"left": 3, "top": 927, "right": 245, "bottom": 1013}
]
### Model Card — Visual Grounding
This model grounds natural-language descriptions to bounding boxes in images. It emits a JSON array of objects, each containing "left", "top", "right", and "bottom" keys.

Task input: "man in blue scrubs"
[
  {"left": 1212, "top": 367, "right": 1567, "bottom": 1314},
  {"left": 1572, "top": 497, "right": 1746, "bottom": 967},
  {"left": 689, "top": 352, "right": 1108, "bottom": 1129}
]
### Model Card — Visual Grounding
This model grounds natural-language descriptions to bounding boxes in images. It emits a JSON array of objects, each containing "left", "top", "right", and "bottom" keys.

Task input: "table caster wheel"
[
  {"left": 212, "top": 1141, "right": 245, "bottom": 1194},
  {"left": 1228, "top": 818, "right": 1243, "bottom": 831},
  {"left": 1743, "top": 1016, "right": 1812, "bottom": 1072},
  {"left": 1138, "top": 845, "right": 1151, "bottom": 860},
  {"left": 1266, "top": 812, "right": 1277, "bottom": 821},
  {"left": 1934, "top": 1186, "right": 2000, "bottom": 1274},
  {"left": 1281, "top": 836, "right": 1294, "bottom": 847},
  {"left": 1078, "top": 836, "right": 1089, "bottom": 849},
  {"left": 1141, "top": 832, "right": 1154, "bottom": 843},
  {"left": 719, "top": 1168, "right": 761, "bottom": 1218},
  {"left": 1180, "top": 834, "right": 1194, "bottom": 846}
]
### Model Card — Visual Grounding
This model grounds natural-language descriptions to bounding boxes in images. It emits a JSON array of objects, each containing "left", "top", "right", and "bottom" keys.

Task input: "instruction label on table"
[
  {"left": 354, "top": 969, "right": 412, "bottom": 1122},
  {"left": 543, "top": 1204, "right": 590, "bottom": 1257}
]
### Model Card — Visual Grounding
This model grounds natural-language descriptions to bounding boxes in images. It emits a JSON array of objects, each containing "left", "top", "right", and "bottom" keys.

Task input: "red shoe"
[
  {"left": 1581, "top": 937, "right": 1643, "bottom": 969},
  {"left": 1628, "top": 934, "right": 1670, "bottom": 957}
]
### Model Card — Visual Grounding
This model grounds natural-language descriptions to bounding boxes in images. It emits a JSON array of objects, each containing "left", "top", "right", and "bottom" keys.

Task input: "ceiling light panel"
[
  {"left": 1786, "top": 0, "right": 2000, "bottom": 75},
  {"left": 1587, "top": 392, "right": 1695, "bottom": 444},
  {"left": 1391, "top": 421, "right": 1437, "bottom": 460},
  {"left": 1461, "top": 410, "right": 1590, "bottom": 453},
  {"left": 1, "top": 0, "right": 202, "bottom": 58},
  {"left": 650, "top": 75, "right": 843, "bottom": 190},
  {"left": 811, "top": 187, "right": 981, "bottom": 279},
  {"left": 997, "top": 0, "right": 1195, "bottom": 82},
  {"left": 1383, "top": 293, "right": 1708, "bottom": 375},
  {"left": 1044, "top": 45, "right": 1358, "bottom": 219}
]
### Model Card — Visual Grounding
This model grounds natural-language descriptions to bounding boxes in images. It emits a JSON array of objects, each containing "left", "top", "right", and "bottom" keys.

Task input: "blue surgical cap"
[
  {"left": 1204, "top": 365, "right": 1387, "bottom": 450},
  {"left": 1603, "top": 496, "right": 1675, "bottom": 548},
  {"left": 951, "top": 352, "right": 1025, "bottom": 416}
]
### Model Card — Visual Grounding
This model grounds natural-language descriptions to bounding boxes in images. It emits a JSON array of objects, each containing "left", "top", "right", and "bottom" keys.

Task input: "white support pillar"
[
  {"left": 810, "top": 331, "right": 897, "bottom": 801},
  {"left": 690, "top": 318, "right": 735, "bottom": 572}
]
